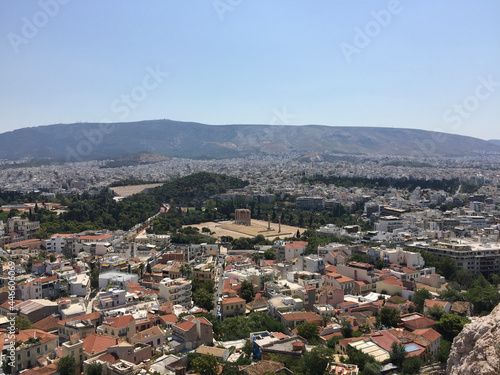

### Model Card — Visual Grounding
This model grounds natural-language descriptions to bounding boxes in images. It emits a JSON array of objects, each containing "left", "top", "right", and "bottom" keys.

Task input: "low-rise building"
[
  {"left": 159, "top": 278, "right": 192, "bottom": 307},
  {"left": 170, "top": 316, "right": 213, "bottom": 352},
  {"left": 130, "top": 326, "right": 165, "bottom": 350},
  {"left": 221, "top": 297, "right": 246, "bottom": 319}
]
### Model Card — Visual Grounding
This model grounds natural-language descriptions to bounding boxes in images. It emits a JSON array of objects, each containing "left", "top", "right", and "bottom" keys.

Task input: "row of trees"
[{"left": 301, "top": 175, "right": 480, "bottom": 194}]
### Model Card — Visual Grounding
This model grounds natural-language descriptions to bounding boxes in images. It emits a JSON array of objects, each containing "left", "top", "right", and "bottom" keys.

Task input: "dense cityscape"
[{"left": 1, "top": 153, "right": 500, "bottom": 375}]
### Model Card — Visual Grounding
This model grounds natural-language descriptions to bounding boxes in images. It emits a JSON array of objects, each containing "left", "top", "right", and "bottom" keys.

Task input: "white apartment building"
[
  {"left": 159, "top": 278, "right": 192, "bottom": 307},
  {"left": 294, "top": 255, "right": 325, "bottom": 274},
  {"left": 98, "top": 289, "right": 127, "bottom": 309},
  {"left": 98, "top": 271, "right": 138, "bottom": 289},
  {"left": 375, "top": 216, "right": 404, "bottom": 233},
  {"left": 68, "top": 274, "right": 90, "bottom": 297}
]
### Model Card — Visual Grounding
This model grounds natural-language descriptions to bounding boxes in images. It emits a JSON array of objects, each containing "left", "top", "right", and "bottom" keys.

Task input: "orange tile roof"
[
  {"left": 281, "top": 312, "right": 322, "bottom": 322},
  {"left": 285, "top": 241, "right": 308, "bottom": 249},
  {"left": 424, "top": 299, "right": 448, "bottom": 309},
  {"left": 33, "top": 275, "right": 58, "bottom": 283},
  {"left": 82, "top": 334, "right": 119, "bottom": 355},
  {"left": 20, "top": 363, "right": 58, "bottom": 375},
  {"left": 159, "top": 314, "right": 178, "bottom": 324},
  {"left": 58, "top": 312, "right": 100, "bottom": 326},
  {"left": 104, "top": 315, "right": 134, "bottom": 328},
  {"left": 412, "top": 328, "right": 441, "bottom": 343},
  {"left": 34, "top": 314, "right": 61, "bottom": 332},
  {"left": 175, "top": 320, "right": 196, "bottom": 331},
  {"left": 221, "top": 297, "right": 246, "bottom": 305},
  {"left": 97, "top": 352, "right": 120, "bottom": 364},
  {"left": 131, "top": 326, "right": 163, "bottom": 341}
]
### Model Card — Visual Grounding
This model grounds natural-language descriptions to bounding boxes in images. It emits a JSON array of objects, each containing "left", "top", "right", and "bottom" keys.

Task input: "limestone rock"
[{"left": 447, "top": 304, "right": 500, "bottom": 375}]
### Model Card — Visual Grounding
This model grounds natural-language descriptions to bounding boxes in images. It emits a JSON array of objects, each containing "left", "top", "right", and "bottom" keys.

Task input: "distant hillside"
[
  {"left": 0, "top": 120, "right": 499, "bottom": 161},
  {"left": 488, "top": 140, "right": 500, "bottom": 147}
]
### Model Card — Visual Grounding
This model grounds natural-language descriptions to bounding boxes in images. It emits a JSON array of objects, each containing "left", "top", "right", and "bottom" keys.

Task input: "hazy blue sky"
[{"left": 1, "top": 1, "right": 499, "bottom": 139}]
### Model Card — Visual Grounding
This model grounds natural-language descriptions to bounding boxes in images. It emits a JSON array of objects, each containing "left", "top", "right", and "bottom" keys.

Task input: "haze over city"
[{"left": 1, "top": 0, "right": 499, "bottom": 139}]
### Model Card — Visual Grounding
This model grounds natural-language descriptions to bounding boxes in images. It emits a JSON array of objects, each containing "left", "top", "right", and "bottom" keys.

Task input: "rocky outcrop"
[{"left": 447, "top": 304, "right": 500, "bottom": 374}]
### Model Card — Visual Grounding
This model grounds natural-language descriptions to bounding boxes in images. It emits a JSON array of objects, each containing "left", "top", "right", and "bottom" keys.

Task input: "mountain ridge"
[{"left": 1, "top": 119, "right": 499, "bottom": 161}]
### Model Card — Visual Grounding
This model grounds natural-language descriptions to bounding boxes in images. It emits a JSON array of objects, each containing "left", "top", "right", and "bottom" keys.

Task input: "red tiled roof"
[
  {"left": 403, "top": 316, "right": 436, "bottom": 329},
  {"left": 221, "top": 297, "right": 245, "bottom": 305},
  {"left": 281, "top": 312, "right": 322, "bottom": 322},
  {"left": 131, "top": 326, "right": 163, "bottom": 341},
  {"left": 159, "top": 314, "right": 178, "bottom": 324},
  {"left": 20, "top": 363, "right": 58, "bottom": 375},
  {"left": 34, "top": 314, "right": 61, "bottom": 332},
  {"left": 33, "top": 275, "right": 58, "bottom": 283},
  {"left": 425, "top": 299, "right": 448, "bottom": 309},
  {"left": 97, "top": 352, "right": 120, "bottom": 364},
  {"left": 58, "top": 312, "right": 100, "bottom": 326},
  {"left": 413, "top": 328, "right": 441, "bottom": 343},
  {"left": 271, "top": 332, "right": 288, "bottom": 339},
  {"left": 175, "top": 320, "right": 196, "bottom": 331},
  {"left": 104, "top": 315, "right": 134, "bottom": 328},
  {"left": 82, "top": 334, "right": 119, "bottom": 355},
  {"left": 285, "top": 241, "right": 308, "bottom": 249}
]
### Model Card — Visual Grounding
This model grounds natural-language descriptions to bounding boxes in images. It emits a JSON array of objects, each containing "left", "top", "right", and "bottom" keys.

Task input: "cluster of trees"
[
  {"left": 25, "top": 190, "right": 161, "bottom": 236},
  {"left": 150, "top": 172, "right": 248, "bottom": 206},
  {"left": 192, "top": 280, "right": 216, "bottom": 311},
  {"left": 301, "top": 175, "right": 480, "bottom": 194},
  {"left": 434, "top": 273, "right": 500, "bottom": 315},
  {"left": 217, "top": 312, "right": 286, "bottom": 341}
]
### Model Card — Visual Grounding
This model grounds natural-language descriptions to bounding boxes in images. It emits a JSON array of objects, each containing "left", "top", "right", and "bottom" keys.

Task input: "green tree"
[
  {"left": 435, "top": 314, "right": 468, "bottom": 342},
  {"left": 193, "top": 288, "right": 214, "bottom": 311},
  {"left": 389, "top": 342, "right": 407, "bottom": 367},
  {"left": 327, "top": 335, "right": 343, "bottom": 350},
  {"left": 424, "top": 305, "right": 446, "bottom": 321},
  {"left": 401, "top": 356, "right": 422, "bottom": 375},
  {"left": 86, "top": 362, "right": 103, "bottom": 375},
  {"left": 15, "top": 316, "right": 34, "bottom": 330},
  {"left": 491, "top": 273, "right": 500, "bottom": 287},
  {"left": 464, "top": 273, "right": 500, "bottom": 314},
  {"left": 242, "top": 339, "right": 253, "bottom": 358},
  {"left": 346, "top": 346, "right": 378, "bottom": 372},
  {"left": 90, "top": 267, "right": 100, "bottom": 289},
  {"left": 298, "top": 347, "right": 333, "bottom": 375},
  {"left": 35, "top": 227, "right": 49, "bottom": 240},
  {"left": 437, "top": 256, "right": 457, "bottom": 280},
  {"left": 341, "top": 321, "right": 353, "bottom": 338},
  {"left": 296, "top": 322, "right": 319, "bottom": 341},
  {"left": 435, "top": 339, "right": 451, "bottom": 363},
  {"left": 57, "top": 355, "right": 76, "bottom": 375},
  {"left": 412, "top": 288, "right": 432, "bottom": 313},
  {"left": 438, "top": 283, "right": 465, "bottom": 303},
  {"left": 377, "top": 307, "right": 400, "bottom": 328},
  {"left": 191, "top": 354, "right": 219, "bottom": 375},
  {"left": 454, "top": 269, "right": 474, "bottom": 289},
  {"left": 264, "top": 248, "right": 276, "bottom": 260},
  {"left": 363, "top": 361, "right": 382, "bottom": 375},
  {"left": 241, "top": 280, "right": 255, "bottom": 303}
]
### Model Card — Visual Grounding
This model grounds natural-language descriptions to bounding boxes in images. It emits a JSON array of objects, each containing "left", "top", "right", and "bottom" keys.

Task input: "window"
[{"left": 37, "top": 347, "right": 40, "bottom": 354}]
